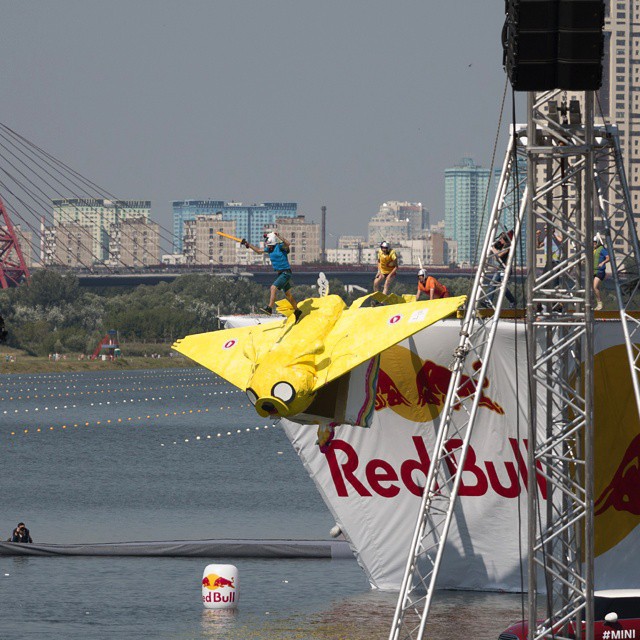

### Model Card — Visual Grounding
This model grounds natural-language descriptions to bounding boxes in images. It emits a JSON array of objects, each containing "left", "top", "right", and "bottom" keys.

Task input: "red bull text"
[
  {"left": 325, "top": 436, "right": 547, "bottom": 499},
  {"left": 202, "top": 591, "right": 236, "bottom": 604}
]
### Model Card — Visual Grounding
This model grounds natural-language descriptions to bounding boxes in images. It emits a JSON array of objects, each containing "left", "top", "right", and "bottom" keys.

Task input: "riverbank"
[{"left": 0, "top": 347, "right": 199, "bottom": 374}]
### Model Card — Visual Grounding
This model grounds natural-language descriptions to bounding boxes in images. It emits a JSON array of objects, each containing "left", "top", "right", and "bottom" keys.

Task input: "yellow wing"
[
  {"left": 313, "top": 296, "right": 465, "bottom": 390},
  {"left": 172, "top": 320, "right": 285, "bottom": 390}
]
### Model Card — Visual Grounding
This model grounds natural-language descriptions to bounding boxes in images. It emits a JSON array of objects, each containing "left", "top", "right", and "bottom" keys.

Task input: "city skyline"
[{"left": 1, "top": 1, "right": 510, "bottom": 242}]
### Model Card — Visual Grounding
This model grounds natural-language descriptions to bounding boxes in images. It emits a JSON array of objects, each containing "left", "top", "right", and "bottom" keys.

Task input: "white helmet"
[
  {"left": 593, "top": 233, "right": 603, "bottom": 245},
  {"left": 380, "top": 241, "right": 390, "bottom": 249},
  {"left": 418, "top": 269, "right": 426, "bottom": 277},
  {"left": 265, "top": 232, "right": 278, "bottom": 246}
]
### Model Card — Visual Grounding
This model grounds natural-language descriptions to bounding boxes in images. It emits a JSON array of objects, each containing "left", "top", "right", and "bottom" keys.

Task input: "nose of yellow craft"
[{"left": 255, "top": 397, "right": 290, "bottom": 418}]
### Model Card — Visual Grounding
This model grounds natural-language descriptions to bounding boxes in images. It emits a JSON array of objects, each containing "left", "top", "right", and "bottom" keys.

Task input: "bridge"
[{"left": 73, "top": 265, "right": 480, "bottom": 288}]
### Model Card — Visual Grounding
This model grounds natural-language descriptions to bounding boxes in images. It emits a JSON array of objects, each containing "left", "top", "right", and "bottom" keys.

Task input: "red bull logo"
[
  {"left": 375, "top": 345, "right": 504, "bottom": 422},
  {"left": 202, "top": 574, "right": 236, "bottom": 590},
  {"left": 202, "top": 573, "right": 236, "bottom": 604},
  {"left": 595, "top": 432, "right": 640, "bottom": 517},
  {"left": 375, "top": 369, "right": 411, "bottom": 410},
  {"left": 591, "top": 343, "right": 640, "bottom": 557}
]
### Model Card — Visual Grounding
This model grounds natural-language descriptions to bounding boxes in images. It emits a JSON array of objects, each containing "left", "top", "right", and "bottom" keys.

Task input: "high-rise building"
[
  {"left": 172, "top": 200, "right": 298, "bottom": 252},
  {"left": 602, "top": 0, "right": 640, "bottom": 239},
  {"left": 273, "top": 216, "right": 321, "bottom": 265},
  {"left": 44, "top": 222, "right": 94, "bottom": 268},
  {"left": 182, "top": 214, "right": 237, "bottom": 266},
  {"left": 368, "top": 210, "right": 410, "bottom": 245},
  {"left": 445, "top": 158, "right": 495, "bottom": 266},
  {"left": 109, "top": 218, "right": 161, "bottom": 268},
  {"left": 52, "top": 199, "right": 151, "bottom": 262},
  {"left": 367, "top": 201, "right": 428, "bottom": 244},
  {"left": 386, "top": 201, "right": 430, "bottom": 238}
]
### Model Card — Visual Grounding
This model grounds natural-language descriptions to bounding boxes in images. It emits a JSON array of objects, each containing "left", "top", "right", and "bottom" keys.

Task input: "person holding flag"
[{"left": 241, "top": 231, "right": 302, "bottom": 322}]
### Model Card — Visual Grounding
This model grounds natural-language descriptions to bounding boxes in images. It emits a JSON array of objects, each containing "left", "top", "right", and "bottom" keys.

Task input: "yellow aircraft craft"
[{"left": 172, "top": 292, "right": 465, "bottom": 427}]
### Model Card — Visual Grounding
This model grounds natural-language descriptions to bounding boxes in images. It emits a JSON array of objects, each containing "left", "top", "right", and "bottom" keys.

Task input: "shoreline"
[{"left": 0, "top": 354, "right": 200, "bottom": 375}]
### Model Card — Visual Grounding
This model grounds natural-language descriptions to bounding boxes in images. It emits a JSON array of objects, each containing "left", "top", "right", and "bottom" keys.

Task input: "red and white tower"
[{"left": 0, "top": 196, "right": 30, "bottom": 288}]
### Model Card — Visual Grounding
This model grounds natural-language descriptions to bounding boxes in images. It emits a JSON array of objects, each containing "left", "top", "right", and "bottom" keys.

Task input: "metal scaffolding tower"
[
  {"left": 389, "top": 89, "right": 640, "bottom": 640},
  {"left": 525, "top": 90, "right": 596, "bottom": 640}
]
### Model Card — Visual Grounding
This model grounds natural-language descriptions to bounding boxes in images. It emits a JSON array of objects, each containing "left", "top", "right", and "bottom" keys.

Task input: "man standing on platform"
[
  {"left": 241, "top": 232, "right": 302, "bottom": 322},
  {"left": 373, "top": 241, "right": 398, "bottom": 295}
]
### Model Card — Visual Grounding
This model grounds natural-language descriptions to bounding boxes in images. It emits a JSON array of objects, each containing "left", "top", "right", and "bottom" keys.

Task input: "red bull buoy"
[{"left": 201, "top": 564, "right": 239, "bottom": 610}]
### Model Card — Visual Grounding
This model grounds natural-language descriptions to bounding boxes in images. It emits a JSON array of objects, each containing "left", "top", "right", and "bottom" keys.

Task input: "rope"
[{"left": 469, "top": 75, "right": 510, "bottom": 278}]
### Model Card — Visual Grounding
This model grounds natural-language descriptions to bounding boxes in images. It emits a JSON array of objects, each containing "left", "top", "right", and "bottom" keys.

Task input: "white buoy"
[{"left": 201, "top": 564, "right": 238, "bottom": 609}]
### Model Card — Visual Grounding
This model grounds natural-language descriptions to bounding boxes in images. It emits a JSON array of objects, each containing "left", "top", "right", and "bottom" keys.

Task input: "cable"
[
  {"left": 0, "top": 124, "right": 169, "bottom": 267},
  {"left": 0, "top": 130, "right": 158, "bottom": 267},
  {"left": 510, "top": 86, "right": 526, "bottom": 626},
  {"left": 0, "top": 124, "right": 176, "bottom": 247},
  {"left": 0, "top": 158, "right": 108, "bottom": 271},
  {"left": 469, "top": 76, "right": 510, "bottom": 280}
]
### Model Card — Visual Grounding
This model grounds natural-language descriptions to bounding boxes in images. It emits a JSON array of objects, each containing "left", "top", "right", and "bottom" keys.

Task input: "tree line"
[{"left": 0, "top": 270, "right": 470, "bottom": 356}]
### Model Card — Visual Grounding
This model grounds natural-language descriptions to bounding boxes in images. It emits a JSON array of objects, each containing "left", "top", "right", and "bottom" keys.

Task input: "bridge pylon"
[{"left": 0, "top": 196, "right": 30, "bottom": 288}]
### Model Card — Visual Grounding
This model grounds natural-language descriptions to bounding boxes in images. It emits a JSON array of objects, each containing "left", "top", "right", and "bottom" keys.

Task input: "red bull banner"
[{"left": 282, "top": 320, "right": 640, "bottom": 592}]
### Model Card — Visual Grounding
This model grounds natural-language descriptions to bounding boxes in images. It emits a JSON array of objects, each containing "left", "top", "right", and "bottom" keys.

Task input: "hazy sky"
[{"left": 3, "top": 1, "right": 516, "bottom": 242}]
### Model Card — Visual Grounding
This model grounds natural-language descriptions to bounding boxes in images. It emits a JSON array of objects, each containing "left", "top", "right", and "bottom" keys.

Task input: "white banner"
[{"left": 282, "top": 319, "right": 640, "bottom": 591}]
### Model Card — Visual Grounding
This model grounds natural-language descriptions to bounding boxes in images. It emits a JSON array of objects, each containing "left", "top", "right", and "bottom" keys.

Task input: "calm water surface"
[{"left": 0, "top": 368, "right": 525, "bottom": 639}]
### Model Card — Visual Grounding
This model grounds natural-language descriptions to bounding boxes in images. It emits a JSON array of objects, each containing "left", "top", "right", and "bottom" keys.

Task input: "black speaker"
[
  {"left": 503, "top": 0, "right": 604, "bottom": 91},
  {"left": 557, "top": 0, "right": 605, "bottom": 90},
  {"left": 504, "top": 0, "right": 558, "bottom": 90}
]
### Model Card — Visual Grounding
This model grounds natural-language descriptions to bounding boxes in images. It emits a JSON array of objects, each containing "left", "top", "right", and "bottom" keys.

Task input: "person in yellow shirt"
[{"left": 373, "top": 241, "right": 398, "bottom": 294}]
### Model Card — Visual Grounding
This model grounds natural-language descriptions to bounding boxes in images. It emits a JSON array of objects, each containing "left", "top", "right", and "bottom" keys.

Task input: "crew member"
[
  {"left": 593, "top": 233, "right": 610, "bottom": 311},
  {"left": 10, "top": 522, "right": 32, "bottom": 543},
  {"left": 242, "top": 232, "right": 302, "bottom": 322},
  {"left": 416, "top": 269, "right": 449, "bottom": 300},
  {"left": 489, "top": 230, "right": 516, "bottom": 307},
  {"left": 373, "top": 241, "right": 398, "bottom": 295}
]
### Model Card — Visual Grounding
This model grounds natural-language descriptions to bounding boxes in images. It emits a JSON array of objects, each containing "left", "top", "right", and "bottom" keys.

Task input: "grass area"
[{"left": 0, "top": 346, "right": 199, "bottom": 374}]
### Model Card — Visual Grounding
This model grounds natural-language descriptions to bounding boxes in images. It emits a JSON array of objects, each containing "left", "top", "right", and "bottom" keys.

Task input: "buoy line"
[
  {"left": 160, "top": 423, "right": 281, "bottom": 446},
  {"left": 6, "top": 402, "right": 257, "bottom": 437},
  {"left": 0, "top": 381, "right": 236, "bottom": 401}
]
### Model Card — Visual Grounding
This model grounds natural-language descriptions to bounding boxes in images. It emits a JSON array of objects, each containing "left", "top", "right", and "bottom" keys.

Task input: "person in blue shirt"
[
  {"left": 593, "top": 233, "right": 610, "bottom": 311},
  {"left": 242, "top": 232, "right": 302, "bottom": 322}
]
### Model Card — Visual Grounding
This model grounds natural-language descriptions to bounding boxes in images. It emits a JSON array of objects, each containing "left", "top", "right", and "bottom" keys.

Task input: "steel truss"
[
  {"left": 389, "top": 126, "right": 528, "bottom": 640},
  {"left": 525, "top": 89, "right": 596, "bottom": 640},
  {"left": 389, "top": 90, "right": 640, "bottom": 640},
  {"left": 593, "top": 127, "right": 640, "bottom": 412}
]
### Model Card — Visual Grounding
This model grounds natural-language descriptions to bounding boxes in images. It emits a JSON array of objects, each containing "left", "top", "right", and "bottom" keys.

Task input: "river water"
[{"left": 0, "top": 368, "right": 525, "bottom": 639}]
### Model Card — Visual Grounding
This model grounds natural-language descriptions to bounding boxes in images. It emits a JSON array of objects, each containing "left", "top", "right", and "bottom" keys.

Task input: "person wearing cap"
[
  {"left": 416, "top": 270, "right": 449, "bottom": 301},
  {"left": 593, "top": 233, "right": 610, "bottom": 311},
  {"left": 373, "top": 241, "right": 398, "bottom": 295},
  {"left": 488, "top": 230, "right": 517, "bottom": 307},
  {"left": 10, "top": 522, "right": 32, "bottom": 543},
  {"left": 241, "top": 231, "right": 302, "bottom": 322}
]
